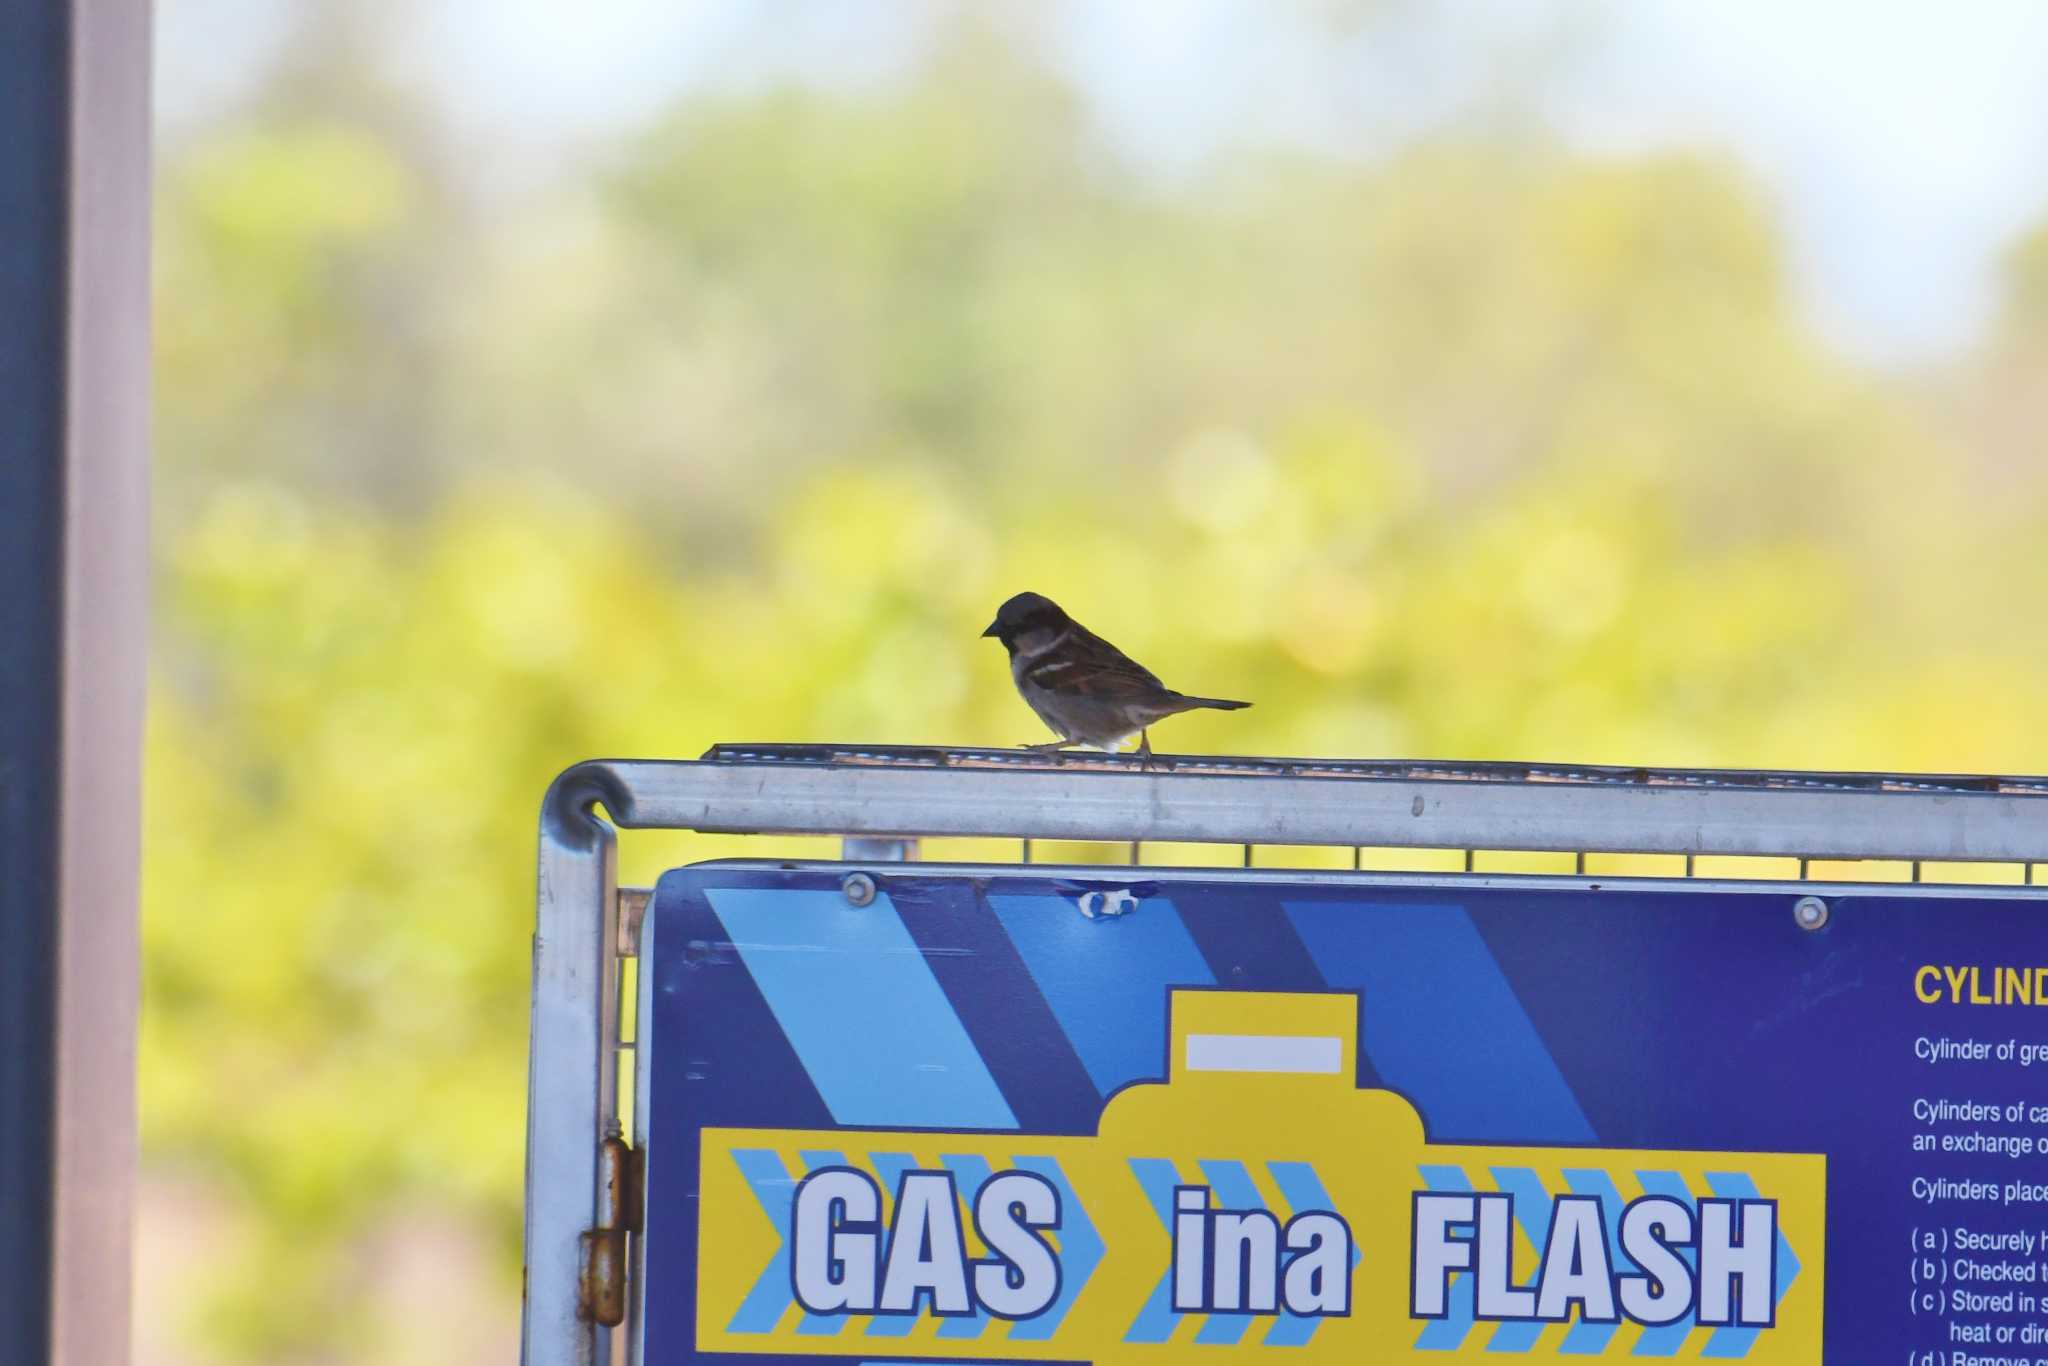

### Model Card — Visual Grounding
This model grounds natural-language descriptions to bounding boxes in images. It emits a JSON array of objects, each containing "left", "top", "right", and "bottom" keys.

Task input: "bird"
[{"left": 981, "top": 591, "right": 1250, "bottom": 760}]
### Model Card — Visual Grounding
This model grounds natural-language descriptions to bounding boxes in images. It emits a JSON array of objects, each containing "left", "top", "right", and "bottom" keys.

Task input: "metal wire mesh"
[{"left": 704, "top": 742, "right": 2048, "bottom": 797}]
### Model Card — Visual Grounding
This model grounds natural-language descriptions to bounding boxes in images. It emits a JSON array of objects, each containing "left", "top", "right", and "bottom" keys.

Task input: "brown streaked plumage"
[{"left": 981, "top": 592, "right": 1250, "bottom": 759}]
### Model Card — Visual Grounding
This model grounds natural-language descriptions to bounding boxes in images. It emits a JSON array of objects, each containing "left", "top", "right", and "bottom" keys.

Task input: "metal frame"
[
  {"left": 0, "top": 3, "right": 152, "bottom": 1361},
  {"left": 524, "top": 743, "right": 2048, "bottom": 1363}
]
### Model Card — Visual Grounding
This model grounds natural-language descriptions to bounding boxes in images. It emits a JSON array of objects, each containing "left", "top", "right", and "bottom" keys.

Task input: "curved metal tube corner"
[{"left": 523, "top": 762, "right": 623, "bottom": 1365}]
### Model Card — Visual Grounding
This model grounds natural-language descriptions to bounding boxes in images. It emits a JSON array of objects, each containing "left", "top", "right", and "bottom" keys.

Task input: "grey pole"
[{"left": 0, "top": 3, "right": 151, "bottom": 1362}]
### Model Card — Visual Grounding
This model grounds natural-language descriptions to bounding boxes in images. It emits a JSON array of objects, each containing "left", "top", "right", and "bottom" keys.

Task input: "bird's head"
[{"left": 982, "top": 591, "right": 1069, "bottom": 650}]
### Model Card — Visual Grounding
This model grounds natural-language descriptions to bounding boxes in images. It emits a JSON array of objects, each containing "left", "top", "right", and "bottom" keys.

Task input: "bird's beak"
[{"left": 980, "top": 620, "right": 1000, "bottom": 638}]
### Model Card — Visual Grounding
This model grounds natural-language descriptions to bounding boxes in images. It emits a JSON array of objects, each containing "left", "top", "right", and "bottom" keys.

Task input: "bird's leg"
[{"left": 1136, "top": 730, "right": 1156, "bottom": 770}]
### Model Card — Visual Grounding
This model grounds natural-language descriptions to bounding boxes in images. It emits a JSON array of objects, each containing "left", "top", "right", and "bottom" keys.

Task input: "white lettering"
[
  {"left": 1698, "top": 1200, "right": 1775, "bottom": 1327},
  {"left": 1212, "top": 1211, "right": 1281, "bottom": 1312},
  {"left": 1282, "top": 1212, "right": 1352, "bottom": 1315},
  {"left": 878, "top": 1172, "right": 971, "bottom": 1315},
  {"left": 792, "top": 1168, "right": 881, "bottom": 1313},
  {"left": 1617, "top": 1198, "right": 1694, "bottom": 1325},
  {"left": 1412, "top": 1194, "right": 1477, "bottom": 1317},
  {"left": 1474, "top": 1194, "right": 1536, "bottom": 1318},
  {"left": 1534, "top": 1197, "right": 1615, "bottom": 1323},
  {"left": 971, "top": 1172, "right": 1061, "bottom": 1319},
  {"left": 1172, "top": 1186, "right": 1209, "bottom": 1312}
]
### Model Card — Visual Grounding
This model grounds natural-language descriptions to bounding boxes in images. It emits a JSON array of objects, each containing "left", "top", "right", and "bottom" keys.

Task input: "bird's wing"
[{"left": 1022, "top": 625, "right": 1169, "bottom": 699}]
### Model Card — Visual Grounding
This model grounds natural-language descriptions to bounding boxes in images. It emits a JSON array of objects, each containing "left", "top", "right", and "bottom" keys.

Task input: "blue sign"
[{"left": 636, "top": 864, "right": 2048, "bottom": 1364}]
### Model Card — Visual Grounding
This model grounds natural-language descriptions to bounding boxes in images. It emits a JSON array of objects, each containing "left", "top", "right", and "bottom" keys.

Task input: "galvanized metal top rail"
[
  {"left": 541, "top": 745, "right": 2048, "bottom": 863},
  {"left": 704, "top": 743, "right": 2048, "bottom": 796}
]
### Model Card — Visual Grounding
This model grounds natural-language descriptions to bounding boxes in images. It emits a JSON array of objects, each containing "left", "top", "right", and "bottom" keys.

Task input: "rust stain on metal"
[
  {"left": 579, "top": 1134, "right": 635, "bottom": 1325},
  {"left": 578, "top": 1229, "right": 624, "bottom": 1325},
  {"left": 622, "top": 1143, "right": 645, "bottom": 1235},
  {"left": 616, "top": 886, "right": 653, "bottom": 958}
]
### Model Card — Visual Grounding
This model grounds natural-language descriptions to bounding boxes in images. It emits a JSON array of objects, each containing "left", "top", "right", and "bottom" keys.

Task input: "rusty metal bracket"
[
  {"left": 621, "top": 1142, "right": 644, "bottom": 1235},
  {"left": 578, "top": 1132, "right": 639, "bottom": 1326},
  {"left": 615, "top": 886, "right": 652, "bottom": 958}
]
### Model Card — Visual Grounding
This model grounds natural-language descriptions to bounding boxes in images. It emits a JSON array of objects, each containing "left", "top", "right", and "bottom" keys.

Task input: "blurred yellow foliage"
[{"left": 145, "top": 14, "right": 2048, "bottom": 1361}]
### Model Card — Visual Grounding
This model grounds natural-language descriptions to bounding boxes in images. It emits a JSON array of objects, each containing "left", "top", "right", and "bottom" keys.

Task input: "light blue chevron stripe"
[
  {"left": 729, "top": 1149, "right": 803, "bottom": 1334},
  {"left": 862, "top": 1154, "right": 920, "bottom": 1339},
  {"left": 1285, "top": 901, "right": 1595, "bottom": 1143},
  {"left": 936, "top": 1155, "right": 997, "bottom": 1340},
  {"left": 1192, "top": 1161, "right": 1266, "bottom": 1345},
  {"left": 988, "top": 894, "right": 1215, "bottom": 1098},
  {"left": 1126, "top": 1157, "right": 1188, "bottom": 1343},
  {"left": 1009, "top": 1155, "right": 1100, "bottom": 1341},
  {"left": 1264, "top": 1161, "right": 1357, "bottom": 1347},
  {"left": 1557, "top": 1169, "right": 1626, "bottom": 1354},
  {"left": 1485, "top": 1166, "right": 1553, "bottom": 1353},
  {"left": 1415, "top": 1165, "right": 1476, "bottom": 1352},
  {"left": 1700, "top": 1172, "right": 1799, "bottom": 1359},
  {"left": 1629, "top": 1171, "right": 1698, "bottom": 1356},
  {"left": 706, "top": 888, "right": 1016, "bottom": 1129}
]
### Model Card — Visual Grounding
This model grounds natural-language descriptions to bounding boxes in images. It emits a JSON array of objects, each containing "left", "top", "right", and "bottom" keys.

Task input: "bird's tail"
[{"left": 1175, "top": 695, "right": 1251, "bottom": 711}]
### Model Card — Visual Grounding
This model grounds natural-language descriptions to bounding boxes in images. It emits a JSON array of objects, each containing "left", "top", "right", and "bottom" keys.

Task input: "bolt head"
[
  {"left": 1793, "top": 895, "right": 1830, "bottom": 931},
  {"left": 841, "top": 872, "right": 877, "bottom": 907}
]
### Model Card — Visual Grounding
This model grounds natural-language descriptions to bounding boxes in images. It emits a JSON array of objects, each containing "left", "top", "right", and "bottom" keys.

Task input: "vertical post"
[
  {"left": 526, "top": 767, "right": 623, "bottom": 1364},
  {"left": 0, "top": 3, "right": 151, "bottom": 1363}
]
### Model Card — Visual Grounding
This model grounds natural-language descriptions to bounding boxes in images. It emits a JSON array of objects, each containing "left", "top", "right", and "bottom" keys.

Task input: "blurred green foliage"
[{"left": 147, "top": 12, "right": 2048, "bottom": 1361}]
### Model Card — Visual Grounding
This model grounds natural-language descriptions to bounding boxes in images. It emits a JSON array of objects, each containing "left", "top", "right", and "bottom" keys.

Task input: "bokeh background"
[{"left": 145, "top": 1, "right": 2048, "bottom": 1360}]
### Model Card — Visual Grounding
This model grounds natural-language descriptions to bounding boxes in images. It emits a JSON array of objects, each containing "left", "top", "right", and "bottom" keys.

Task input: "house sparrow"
[{"left": 981, "top": 592, "right": 1250, "bottom": 758}]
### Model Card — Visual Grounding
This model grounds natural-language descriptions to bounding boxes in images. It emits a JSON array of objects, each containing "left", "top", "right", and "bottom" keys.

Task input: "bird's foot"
[{"left": 1021, "top": 740, "right": 1075, "bottom": 757}]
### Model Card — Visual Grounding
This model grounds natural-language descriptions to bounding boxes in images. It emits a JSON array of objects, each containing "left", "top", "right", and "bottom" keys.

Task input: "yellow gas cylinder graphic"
[{"left": 695, "top": 990, "right": 1824, "bottom": 1361}]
